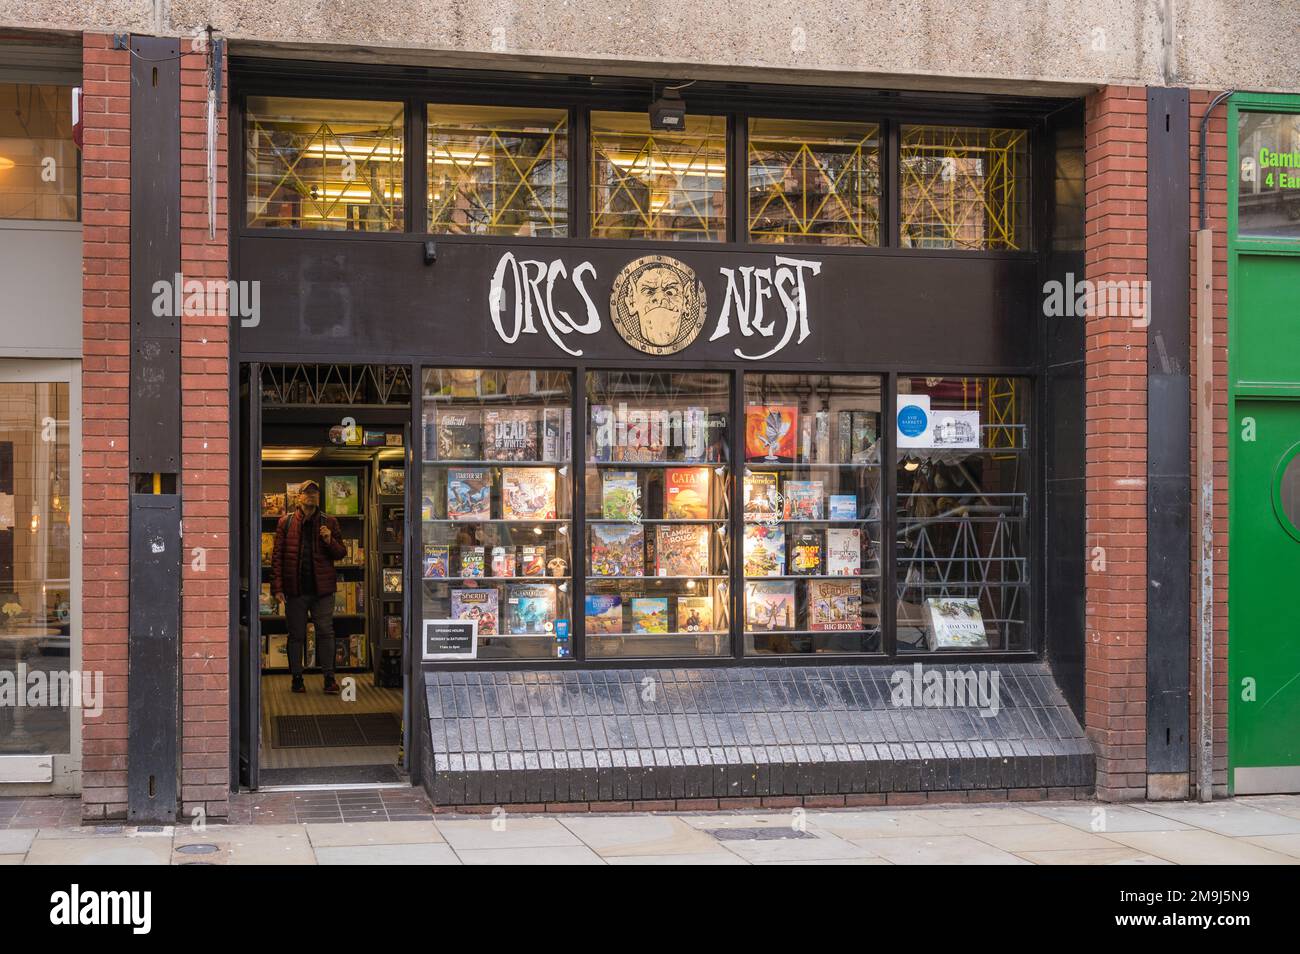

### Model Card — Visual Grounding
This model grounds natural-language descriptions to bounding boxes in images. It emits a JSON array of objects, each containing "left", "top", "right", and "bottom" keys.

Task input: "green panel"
[
  {"left": 1234, "top": 254, "right": 1300, "bottom": 389},
  {"left": 1229, "top": 400, "right": 1300, "bottom": 785}
]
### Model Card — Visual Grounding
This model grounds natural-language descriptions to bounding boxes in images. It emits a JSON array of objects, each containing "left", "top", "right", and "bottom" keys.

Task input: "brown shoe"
[{"left": 323, "top": 675, "right": 340, "bottom": 695}]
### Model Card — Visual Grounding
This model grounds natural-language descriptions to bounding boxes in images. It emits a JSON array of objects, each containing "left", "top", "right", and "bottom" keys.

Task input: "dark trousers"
[{"left": 285, "top": 593, "right": 336, "bottom": 677}]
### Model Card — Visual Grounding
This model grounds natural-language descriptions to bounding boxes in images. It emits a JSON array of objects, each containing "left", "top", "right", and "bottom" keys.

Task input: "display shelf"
[
  {"left": 421, "top": 459, "right": 568, "bottom": 468},
  {"left": 742, "top": 462, "right": 881, "bottom": 470},
  {"left": 423, "top": 575, "right": 572, "bottom": 582},
  {"left": 589, "top": 459, "right": 721, "bottom": 468},
  {"left": 587, "top": 574, "right": 729, "bottom": 580},
  {"left": 743, "top": 629, "right": 883, "bottom": 638},
  {"left": 741, "top": 518, "right": 880, "bottom": 526},
  {"left": 743, "top": 573, "right": 881, "bottom": 581},
  {"left": 422, "top": 518, "right": 569, "bottom": 525},
  {"left": 588, "top": 518, "right": 724, "bottom": 525}
]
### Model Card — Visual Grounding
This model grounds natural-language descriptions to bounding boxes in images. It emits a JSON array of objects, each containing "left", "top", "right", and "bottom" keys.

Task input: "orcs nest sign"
[{"left": 488, "top": 251, "right": 823, "bottom": 360}]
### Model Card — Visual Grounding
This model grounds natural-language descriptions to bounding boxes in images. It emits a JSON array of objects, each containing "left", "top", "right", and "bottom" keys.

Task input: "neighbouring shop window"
[
  {"left": 427, "top": 104, "right": 569, "bottom": 237},
  {"left": 245, "top": 96, "right": 405, "bottom": 231},
  {"left": 900, "top": 125, "right": 1030, "bottom": 251},
  {"left": 895, "top": 376, "right": 1032, "bottom": 653},
  {"left": 1237, "top": 111, "right": 1300, "bottom": 241},
  {"left": 419, "top": 369, "right": 573, "bottom": 660},
  {"left": 590, "top": 111, "right": 727, "bottom": 241},
  {"left": 585, "top": 370, "right": 731, "bottom": 657},
  {"left": 0, "top": 381, "right": 72, "bottom": 754},
  {"left": 747, "top": 118, "right": 881, "bottom": 246},
  {"left": 742, "top": 374, "right": 883, "bottom": 654},
  {"left": 0, "top": 84, "right": 78, "bottom": 221}
]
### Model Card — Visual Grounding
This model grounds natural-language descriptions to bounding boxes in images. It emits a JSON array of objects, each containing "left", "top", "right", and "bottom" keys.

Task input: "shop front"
[{"left": 230, "top": 62, "right": 1093, "bottom": 802}]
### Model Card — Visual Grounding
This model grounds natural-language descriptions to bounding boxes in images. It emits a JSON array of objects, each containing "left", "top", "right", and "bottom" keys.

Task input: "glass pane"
[
  {"left": 427, "top": 104, "right": 568, "bottom": 237},
  {"left": 585, "top": 370, "right": 731, "bottom": 658},
  {"left": 895, "top": 376, "right": 1031, "bottom": 652},
  {"left": 0, "top": 84, "right": 78, "bottom": 221},
  {"left": 245, "top": 96, "right": 405, "bottom": 231},
  {"left": 590, "top": 111, "right": 726, "bottom": 241},
  {"left": 1279, "top": 451, "right": 1300, "bottom": 534},
  {"left": 0, "top": 381, "right": 72, "bottom": 755},
  {"left": 1237, "top": 111, "right": 1300, "bottom": 241},
  {"left": 748, "top": 118, "right": 880, "bottom": 246},
  {"left": 741, "top": 374, "right": 883, "bottom": 655},
  {"left": 900, "top": 125, "right": 1030, "bottom": 250},
  {"left": 420, "top": 369, "right": 573, "bottom": 660}
]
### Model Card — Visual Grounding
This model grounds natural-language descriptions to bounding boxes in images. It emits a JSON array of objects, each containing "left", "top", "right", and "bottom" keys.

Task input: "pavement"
[{"left": 2, "top": 793, "right": 1300, "bottom": 864}]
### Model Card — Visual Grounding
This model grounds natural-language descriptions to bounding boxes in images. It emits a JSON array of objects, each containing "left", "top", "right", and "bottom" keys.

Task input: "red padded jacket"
[{"left": 270, "top": 508, "right": 348, "bottom": 598}]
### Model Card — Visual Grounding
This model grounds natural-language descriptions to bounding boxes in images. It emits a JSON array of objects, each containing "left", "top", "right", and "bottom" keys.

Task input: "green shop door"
[{"left": 1231, "top": 399, "right": 1300, "bottom": 793}]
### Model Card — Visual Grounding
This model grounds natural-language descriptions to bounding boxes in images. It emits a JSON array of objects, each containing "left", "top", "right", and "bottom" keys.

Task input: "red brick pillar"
[
  {"left": 179, "top": 42, "right": 231, "bottom": 820},
  {"left": 1188, "top": 91, "right": 1230, "bottom": 796},
  {"left": 80, "top": 33, "right": 132, "bottom": 820},
  {"left": 1084, "top": 85, "right": 1148, "bottom": 801}
]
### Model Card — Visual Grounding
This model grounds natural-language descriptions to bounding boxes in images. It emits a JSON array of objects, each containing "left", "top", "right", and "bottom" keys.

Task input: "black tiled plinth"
[{"left": 418, "top": 664, "right": 1094, "bottom": 806}]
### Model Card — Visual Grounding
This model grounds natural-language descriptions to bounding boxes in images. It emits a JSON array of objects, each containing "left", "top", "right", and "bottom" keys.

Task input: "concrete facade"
[{"left": 1, "top": 1, "right": 1298, "bottom": 93}]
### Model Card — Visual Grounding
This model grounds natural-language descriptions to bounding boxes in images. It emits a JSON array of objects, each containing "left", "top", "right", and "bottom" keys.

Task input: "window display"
[
  {"left": 894, "top": 376, "right": 1031, "bottom": 652},
  {"left": 1237, "top": 110, "right": 1300, "bottom": 241},
  {"left": 584, "top": 370, "right": 731, "bottom": 657},
  {"left": 420, "top": 369, "right": 573, "bottom": 660},
  {"left": 741, "top": 374, "right": 883, "bottom": 654}
]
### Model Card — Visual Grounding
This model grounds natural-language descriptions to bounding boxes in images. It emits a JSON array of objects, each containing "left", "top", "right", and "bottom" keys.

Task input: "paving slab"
[
  {"left": 436, "top": 816, "right": 584, "bottom": 851},
  {"left": 1098, "top": 829, "right": 1299, "bottom": 865},
  {"left": 710, "top": 830, "right": 879, "bottom": 863},
  {"left": 1014, "top": 847, "right": 1171, "bottom": 865},
  {"left": 0, "top": 829, "right": 36, "bottom": 853},
  {"left": 306, "top": 821, "right": 444, "bottom": 848},
  {"left": 965, "top": 822, "right": 1118, "bottom": 853},
  {"left": 1135, "top": 801, "right": 1300, "bottom": 837},
  {"left": 807, "top": 810, "right": 951, "bottom": 838},
  {"left": 457, "top": 845, "right": 606, "bottom": 865},
  {"left": 559, "top": 815, "right": 723, "bottom": 857},
  {"left": 1022, "top": 803, "right": 1194, "bottom": 833},
  {"left": 24, "top": 836, "right": 174, "bottom": 865},
  {"left": 0, "top": 854, "right": 25, "bottom": 864},
  {"left": 916, "top": 807, "right": 1052, "bottom": 829},
  {"left": 1240, "top": 833, "right": 1300, "bottom": 860},
  {"left": 862, "top": 834, "right": 1030, "bottom": 865},
  {"left": 315, "top": 843, "right": 461, "bottom": 865},
  {"left": 606, "top": 851, "right": 750, "bottom": 865}
]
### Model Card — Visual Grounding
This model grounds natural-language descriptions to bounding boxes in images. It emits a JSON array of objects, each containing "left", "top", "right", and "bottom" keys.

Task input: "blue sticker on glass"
[{"left": 898, "top": 404, "right": 928, "bottom": 438}]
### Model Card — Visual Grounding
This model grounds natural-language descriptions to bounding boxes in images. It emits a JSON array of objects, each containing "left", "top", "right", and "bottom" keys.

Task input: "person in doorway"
[{"left": 271, "top": 479, "right": 348, "bottom": 694}]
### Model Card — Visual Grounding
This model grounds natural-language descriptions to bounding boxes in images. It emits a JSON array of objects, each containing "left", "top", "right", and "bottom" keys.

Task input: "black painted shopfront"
[{"left": 229, "top": 59, "right": 1093, "bottom": 801}]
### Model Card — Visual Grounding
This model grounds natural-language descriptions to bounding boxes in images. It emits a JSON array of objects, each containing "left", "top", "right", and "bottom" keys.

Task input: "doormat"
[{"left": 274, "top": 713, "right": 401, "bottom": 748}]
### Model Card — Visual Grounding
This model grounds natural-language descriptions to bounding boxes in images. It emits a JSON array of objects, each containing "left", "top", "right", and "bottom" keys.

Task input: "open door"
[{"left": 238, "top": 363, "right": 262, "bottom": 789}]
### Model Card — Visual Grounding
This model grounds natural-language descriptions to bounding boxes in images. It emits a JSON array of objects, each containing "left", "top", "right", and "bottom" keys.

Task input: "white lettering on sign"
[
  {"left": 710, "top": 256, "right": 821, "bottom": 360},
  {"left": 488, "top": 253, "right": 822, "bottom": 360},
  {"left": 489, "top": 252, "right": 601, "bottom": 356}
]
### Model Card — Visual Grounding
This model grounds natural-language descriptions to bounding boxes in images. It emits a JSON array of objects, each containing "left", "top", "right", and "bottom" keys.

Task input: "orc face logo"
[{"left": 609, "top": 255, "right": 707, "bottom": 355}]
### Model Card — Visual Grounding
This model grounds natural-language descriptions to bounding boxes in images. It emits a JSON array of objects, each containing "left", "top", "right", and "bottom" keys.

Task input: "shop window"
[
  {"left": 0, "top": 84, "right": 78, "bottom": 221},
  {"left": 584, "top": 370, "right": 731, "bottom": 657},
  {"left": 427, "top": 104, "right": 568, "bottom": 237},
  {"left": 590, "top": 111, "right": 726, "bottom": 241},
  {"left": 1237, "top": 110, "right": 1300, "bottom": 241},
  {"left": 0, "top": 380, "right": 72, "bottom": 754},
  {"left": 895, "top": 376, "right": 1032, "bottom": 652},
  {"left": 747, "top": 118, "right": 880, "bottom": 246},
  {"left": 742, "top": 373, "right": 883, "bottom": 655},
  {"left": 899, "top": 125, "right": 1029, "bottom": 251},
  {"left": 419, "top": 369, "right": 574, "bottom": 660},
  {"left": 245, "top": 96, "right": 404, "bottom": 231}
]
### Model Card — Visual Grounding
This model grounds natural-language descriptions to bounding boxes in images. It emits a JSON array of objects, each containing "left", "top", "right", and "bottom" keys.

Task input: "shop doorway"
[{"left": 238, "top": 364, "right": 414, "bottom": 789}]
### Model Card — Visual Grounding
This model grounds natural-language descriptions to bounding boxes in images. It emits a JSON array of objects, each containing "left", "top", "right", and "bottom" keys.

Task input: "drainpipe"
[{"left": 1195, "top": 90, "right": 1233, "bottom": 804}]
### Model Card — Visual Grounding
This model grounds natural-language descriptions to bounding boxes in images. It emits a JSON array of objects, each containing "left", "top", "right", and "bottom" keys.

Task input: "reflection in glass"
[
  {"left": 420, "top": 369, "right": 573, "bottom": 660},
  {"left": 900, "top": 125, "right": 1029, "bottom": 250},
  {"left": 741, "top": 373, "right": 883, "bottom": 655},
  {"left": 0, "top": 84, "right": 78, "bottom": 221},
  {"left": 895, "top": 376, "right": 1031, "bottom": 652},
  {"left": 584, "top": 370, "right": 731, "bottom": 657},
  {"left": 748, "top": 118, "right": 880, "bottom": 246},
  {"left": 1237, "top": 111, "right": 1300, "bottom": 241},
  {"left": 0, "top": 381, "right": 72, "bottom": 754},
  {"left": 590, "top": 111, "right": 726, "bottom": 241},
  {"left": 427, "top": 104, "right": 568, "bottom": 237},
  {"left": 245, "top": 96, "right": 405, "bottom": 231}
]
